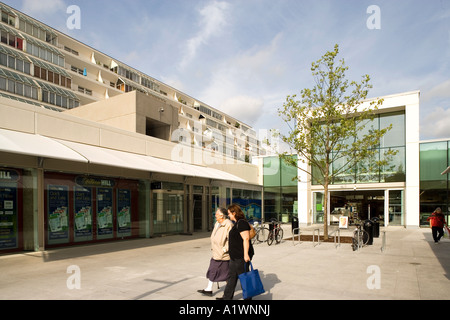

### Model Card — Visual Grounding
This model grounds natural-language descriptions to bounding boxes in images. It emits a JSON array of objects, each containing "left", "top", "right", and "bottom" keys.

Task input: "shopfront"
[
  {"left": 263, "top": 156, "right": 298, "bottom": 222},
  {"left": 312, "top": 189, "right": 404, "bottom": 226},
  {"left": 0, "top": 168, "right": 23, "bottom": 252},
  {"left": 44, "top": 172, "right": 139, "bottom": 247},
  {"left": 151, "top": 181, "right": 184, "bottom": 234},
  {"left": 211, "top": 183, "right": 262, "bottom": 224}
]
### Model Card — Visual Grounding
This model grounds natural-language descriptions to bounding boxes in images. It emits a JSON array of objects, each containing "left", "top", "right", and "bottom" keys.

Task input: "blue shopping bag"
[{"left": 238, "top": 262, "right": 265, "bottom": 299}]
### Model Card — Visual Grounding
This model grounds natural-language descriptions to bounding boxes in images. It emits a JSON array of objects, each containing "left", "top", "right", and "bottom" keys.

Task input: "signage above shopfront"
[{"left": 75, "top": 176, "right": 115, "bottom": 188}]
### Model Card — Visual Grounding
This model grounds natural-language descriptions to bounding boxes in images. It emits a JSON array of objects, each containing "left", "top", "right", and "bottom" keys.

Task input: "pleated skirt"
[{"left": 206, "top": 258, "right": 230, "bottom": 282}]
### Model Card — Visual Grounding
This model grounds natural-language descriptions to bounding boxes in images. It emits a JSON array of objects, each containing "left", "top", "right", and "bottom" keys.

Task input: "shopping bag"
[
  {"left": 444, "top": 226, "right": 450, "bottom": 238},
  {"left": 238, "top": 262, "right": 265, "bottom": 299}
]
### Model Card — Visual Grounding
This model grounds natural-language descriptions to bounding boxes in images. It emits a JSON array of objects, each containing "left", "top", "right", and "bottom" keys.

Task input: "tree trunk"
[{"left": 323, "top": 183, "right": 329, "bottom": 241}]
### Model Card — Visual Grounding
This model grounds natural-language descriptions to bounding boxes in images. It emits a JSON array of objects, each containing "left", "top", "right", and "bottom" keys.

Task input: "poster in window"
[
  {"left": 48, "top": 185, "right": 69, "bottom": 244},
  {"left": 97, "top": 187, "right": 113, "bottom": 239},
  {"left": 117, "top": 189, "right": 131, "bottom": 237},
  {"left": 0, "top": 183, "right": 18, "bottom": 250},
  {"left": 74, "top": 186, "right": 92, "bottom": 242}
]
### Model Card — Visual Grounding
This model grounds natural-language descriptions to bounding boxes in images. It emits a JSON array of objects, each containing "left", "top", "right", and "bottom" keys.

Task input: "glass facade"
[
  {"left": 0, "top": 167, "right": 33, "bottom": 252},
  {"left": 263, "top": 156, "right": 298, "bottom": 222},
  {"left": 313, "top": 111, "right": 406, "bottom": 185},
  {"left": 151, "top": 181, "right": 184, "bottom": 234},
  {"left": 211, "top": 185, "right": 262, "bottom": 224},
  {"left": 420, "top": 141, "right": 450, "bottom": 226},
  {"left": 44, "top": 172, "right": 139, "bottom": 247}
]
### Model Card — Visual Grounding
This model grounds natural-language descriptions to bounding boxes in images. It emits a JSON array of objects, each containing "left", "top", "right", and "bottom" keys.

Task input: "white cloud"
[
  {"left": 22, "top": 0, "right": 66, "bottom": 16},
  {"left": 424, "top": 79, "right": 450, "bottom": 102},
  {"left": 179, "top": 0, "right": 230, "bottom": 69},
  {"left": 198, "top": 33, "right": 286, "bottom": 126},
  {"left": 421, "top": 106, "right": 450, "bottom": 140},
  {"left": 220, "top": 95, "right": 264, "bottom": 125}
]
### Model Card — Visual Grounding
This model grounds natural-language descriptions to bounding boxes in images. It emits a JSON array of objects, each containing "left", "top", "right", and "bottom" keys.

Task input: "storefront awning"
[
  {"left": 0, "top": 128, "right": 88, "bottom": 162},
  {"left": 0, "top": 128, "right": 247, "bottom": 183},
  {"left": 55, "top": 139, "right": 247, "bottom": 183}
]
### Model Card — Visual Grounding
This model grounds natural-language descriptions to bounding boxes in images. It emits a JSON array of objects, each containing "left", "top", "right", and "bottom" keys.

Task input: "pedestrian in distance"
[
  {"left": 216, "top": 203, "right": 254, "bottom": 300},
  {"left": 427, "top": 207, "right": 447, "bottom": 244},
  {"left": 198, "top": 207, "right": 233, "bottom": 297}
]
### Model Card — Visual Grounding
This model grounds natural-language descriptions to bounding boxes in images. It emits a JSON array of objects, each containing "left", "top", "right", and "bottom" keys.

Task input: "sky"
[{"left": 3, "top": 0, "right": 450, "bottom": 141}]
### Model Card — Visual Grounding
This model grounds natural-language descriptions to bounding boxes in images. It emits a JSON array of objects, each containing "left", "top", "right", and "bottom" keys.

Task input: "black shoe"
[
  {"left": 197, "top": 289, "right": 213, "bottom": 296},
  {"left": 216, "top": 297, "right": 224, "bottom": 300}
]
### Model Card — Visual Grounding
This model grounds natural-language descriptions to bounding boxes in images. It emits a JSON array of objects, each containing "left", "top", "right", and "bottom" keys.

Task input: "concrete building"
[
  {"left": 0, "top": 2, "right": 264, "bottom": 253},
  {"left": 260, "top": 91, "right": 422, "bottom": 229},
  {"left": 0, "top": 2, "right": 441, "bottom": 256}
]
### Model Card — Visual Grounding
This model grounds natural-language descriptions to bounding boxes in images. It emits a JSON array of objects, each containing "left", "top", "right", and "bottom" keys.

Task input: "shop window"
[
  {"left": 44, "top": 173, "right": 139, "bottom": 248},
  {"left": 0, "top": 168, "right": 24, "bottom": 252}
]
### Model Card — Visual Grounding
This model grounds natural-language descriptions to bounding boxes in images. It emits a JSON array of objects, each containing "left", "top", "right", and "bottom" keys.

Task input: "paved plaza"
[{"left": 0, "top": 225, "right": 449, "bottom": 301}]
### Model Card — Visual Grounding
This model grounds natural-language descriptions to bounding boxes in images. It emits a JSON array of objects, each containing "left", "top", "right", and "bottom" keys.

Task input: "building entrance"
[
  {"left": 193, "top": 194, "right": 203, "bottom": 231},
  {"left": 330, "top": 190, "right": 385, "bottom": 225}
]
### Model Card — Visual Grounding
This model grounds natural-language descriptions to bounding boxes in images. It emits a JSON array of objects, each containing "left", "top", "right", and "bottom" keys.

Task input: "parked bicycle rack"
[
  {"left": 312, "top": 228, "right": 320, "bottom": 247},
  {"left": 381, "top": 231, "right": 386, "bottom": 252},
  {"left": 329, "top": 229, "right": 341, "bottom": 248},
  {"left": 356, "top": 228, "right": 362, "bottom": 251}
]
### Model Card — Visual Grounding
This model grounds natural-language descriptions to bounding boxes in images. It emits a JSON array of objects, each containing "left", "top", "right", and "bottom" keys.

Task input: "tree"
[{"left": 276, "top": 44, "right": 395, "bottom": 240}]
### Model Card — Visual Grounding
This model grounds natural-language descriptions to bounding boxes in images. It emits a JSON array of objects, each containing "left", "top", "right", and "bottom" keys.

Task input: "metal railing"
[
  {"left": 381, "top": 231, "right": 386, "bottom": 252},
  {"left": 312, "top": 228, "right": 320, "bottom": 247},
  {"left": 329, "top": 229, "right": 341, "bottom": 249}
]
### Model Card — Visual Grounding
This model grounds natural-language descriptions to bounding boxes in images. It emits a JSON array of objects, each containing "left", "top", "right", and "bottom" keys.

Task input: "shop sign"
[
  {"left": 0, "top": 169, "right": 19, "bottom": 182},
  {"left": 75, "top": 176, "right": 115, "bottom": 188}
]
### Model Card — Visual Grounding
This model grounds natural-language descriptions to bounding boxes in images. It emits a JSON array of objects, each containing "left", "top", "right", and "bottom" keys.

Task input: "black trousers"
[
  {"left": 222, "top": 258, "right": 250, "bottom": 300},
  {"left": 432, "top": 226, "right": 444, "bottom": 242}
]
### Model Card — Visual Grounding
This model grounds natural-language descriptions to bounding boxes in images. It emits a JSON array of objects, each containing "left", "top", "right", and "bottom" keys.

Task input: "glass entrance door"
[{"left": 388, "top": 190, "right": 404, "bottom": 225}]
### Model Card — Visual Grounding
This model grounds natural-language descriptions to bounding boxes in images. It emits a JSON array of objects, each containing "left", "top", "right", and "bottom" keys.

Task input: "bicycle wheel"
[
  {"left": 257, "top": 227, "right": 270, "bottom": 243},
  {"left": 352, "top": 236, "right": 358, "bottom": 251},
  {"left": 360, "top": 230, "right": 370, "bottom": 245},
  {"left": 275, "top": 228, "right": 283, "bottom": 244},
  {"left": 267, "top": 231, "right": 274, "bottom": 246}
]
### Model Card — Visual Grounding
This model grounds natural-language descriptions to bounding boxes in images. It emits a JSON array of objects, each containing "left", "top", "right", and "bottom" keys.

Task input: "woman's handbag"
[{"left": 238, "top": 262, "right": 265, "bottom": 299}]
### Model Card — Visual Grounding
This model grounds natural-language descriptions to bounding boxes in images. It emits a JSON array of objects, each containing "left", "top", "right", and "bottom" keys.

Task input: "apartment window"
[
  {"left": 15, "top": 82, "right": 23, "bottom": 96},
  {"left": 212, "top": 111, "right": 223, "bottom": 120},
  {"left": 0, "top": 52, "right": 6, "bottom": 66},
  {"left": 71, "top": 66, "right": 84, "bottom": 75},
  {"left": 26, "top": 43, "right": 64, "bottom": 67},
  {"left": 78, "top": 86, "right": 92, "bottom": 96},
  {"left": 1, "top": 12, "right": 15, "bottom": 27},
  {"left": 0, "top": 31, "right": 6, "bottom": 44},
  {"left": 64, "top": 46, "right": 79, "bottom": 56},
  {"left": 0, "top": 77, "right": 5, "bottom": 90},
  {"left": 7, "top": 79, "right": 14, "bottom": 93},
  {"left": 33, "top": 65, "right": 71, "bottom": 89}
]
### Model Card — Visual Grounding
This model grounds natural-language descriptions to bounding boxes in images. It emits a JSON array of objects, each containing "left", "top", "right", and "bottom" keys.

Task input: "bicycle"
[
  {"left": 351, "top": 223, "right": 369, "bottom": 251},
  {"left": 251, "top": 220, "right": 270, "bottom": 245},
  {"left": 267, "top": 220, "right": 283, "bottom": 246}
]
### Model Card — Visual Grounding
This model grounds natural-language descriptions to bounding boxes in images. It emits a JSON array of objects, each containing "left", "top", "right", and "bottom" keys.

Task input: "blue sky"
[{"left": 3, "top": 0, "right": 450, "bottom": 140}]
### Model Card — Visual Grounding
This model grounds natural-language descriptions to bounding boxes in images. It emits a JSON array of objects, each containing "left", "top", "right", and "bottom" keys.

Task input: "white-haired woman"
[{"left": 198, "top": 207, "right": 233, "bottom": 296}]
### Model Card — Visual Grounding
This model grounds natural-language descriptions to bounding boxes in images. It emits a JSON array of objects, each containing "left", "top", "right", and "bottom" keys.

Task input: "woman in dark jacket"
[{"left": 217, "top": 204, "right": 254, "bottom": 300}]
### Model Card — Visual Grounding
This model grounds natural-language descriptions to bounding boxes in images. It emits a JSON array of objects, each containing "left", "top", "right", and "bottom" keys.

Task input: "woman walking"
[
  {"left": 217, "top": 204, "right": 254, "bottom": 300},
  {"left": 198, "top": 207, "right": 233, "bottom": 296},
  {"left": 427, "top": 207, "right": 447, "bottom": 244}
]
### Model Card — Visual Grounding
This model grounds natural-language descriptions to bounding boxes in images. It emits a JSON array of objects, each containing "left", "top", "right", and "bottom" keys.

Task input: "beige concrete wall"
[{"left": 0, "top": 96, "right": 261, "bottom": 185}]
